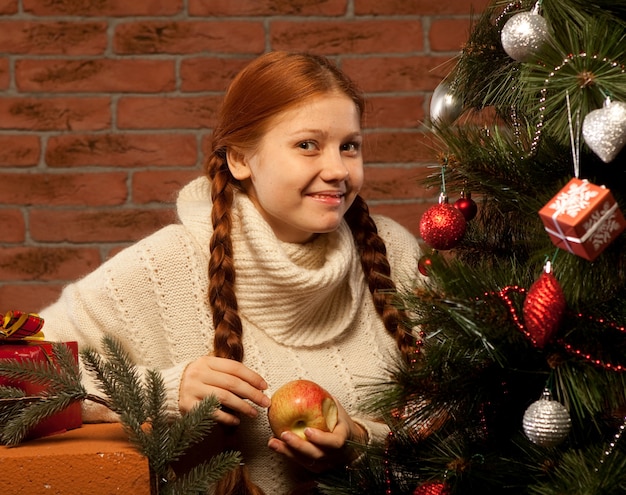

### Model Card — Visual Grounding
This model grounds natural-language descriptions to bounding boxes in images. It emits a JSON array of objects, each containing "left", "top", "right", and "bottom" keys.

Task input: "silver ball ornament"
[
  {"left": 523, "top": 391, "right": 571, "bottom": 447},
  {"left": 501, "top": 10, "right": 550, "bottom": 62},
  {"left": 582, "top": 99, "right": 626, "bottom": 163},
  {"left": 430, "top": 81, "right": 463, "bottom": 124}
]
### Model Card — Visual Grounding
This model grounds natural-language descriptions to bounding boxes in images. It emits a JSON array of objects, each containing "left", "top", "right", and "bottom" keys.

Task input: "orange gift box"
[
  {"left": 0, "top": 341, "right": 82, "bottom": 440},
  {"left": 539, "top": 178, "right": 626, "bottom": 261}
]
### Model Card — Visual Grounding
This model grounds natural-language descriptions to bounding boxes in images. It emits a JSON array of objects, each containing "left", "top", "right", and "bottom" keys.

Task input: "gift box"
[
  {"left": 0, "top": 311, "right": 82, "bottom": 440},
  {"left": 0, "top": 340, "right": 83, "bottom": 440},
  {"left": 539, "top": 178, "right": 626, "bottom": 261}
]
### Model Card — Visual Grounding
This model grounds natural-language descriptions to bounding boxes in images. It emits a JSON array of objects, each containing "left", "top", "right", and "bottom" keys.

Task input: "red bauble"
[
  {"left": 523, "top": 265, "right": 566, "bottom": 348},
  {"left": 413, "top": 481, "right": 450, "bottom": 495},
  {"left": 454, "top": 192, "right": 478, "bottom": 221},
  {"left": 419, "top": 203, "right": 467, "bottom": 250},
  {"left": 418, "top": 254, "right": 433, "bottom": 276}
]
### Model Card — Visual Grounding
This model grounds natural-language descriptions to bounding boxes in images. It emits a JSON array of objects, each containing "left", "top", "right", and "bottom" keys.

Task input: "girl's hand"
[
  {"left": 179, "top": 355, "right": 271, "bottom": 425},
  {"left": 266, "top": 397, "right": 368, "bottom": 473}
]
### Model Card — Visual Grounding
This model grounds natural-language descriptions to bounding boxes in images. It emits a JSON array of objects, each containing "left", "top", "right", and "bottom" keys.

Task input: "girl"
[{"left": 40, "top": 51, "right": 425, "bottom": 494}]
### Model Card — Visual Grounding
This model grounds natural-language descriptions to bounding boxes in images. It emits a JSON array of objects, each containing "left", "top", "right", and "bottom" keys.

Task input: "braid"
[
  {"left": 207, "top": 155, "right": 244, "bottom": 361},
  {"left": 345, "top": 195, "right": 415, "bottom": 358},
  {"left": 207, "top": 155, "right": 266, "bottom": 495}
]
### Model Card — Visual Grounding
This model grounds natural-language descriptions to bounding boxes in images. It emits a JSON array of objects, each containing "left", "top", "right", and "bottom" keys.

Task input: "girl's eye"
[
  {"left": 298, "top": 141, "right": 317, "bottom": 151},
  {"left": 341, "top": 141, "right": 361, "bottom": 154}
]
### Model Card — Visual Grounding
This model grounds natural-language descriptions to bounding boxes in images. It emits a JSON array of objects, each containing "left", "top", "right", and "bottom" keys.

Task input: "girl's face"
[{"left": 227, "top": 93, "right": 364, "bottom": 244}]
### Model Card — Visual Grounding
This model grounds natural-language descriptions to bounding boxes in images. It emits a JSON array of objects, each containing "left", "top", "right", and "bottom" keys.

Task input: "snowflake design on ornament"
[
  {"left": 583, "top": 201, "right": 621, "bottom": 250},
  {"left": 549, "top": 180, "right": 599, "bottom": 217}
]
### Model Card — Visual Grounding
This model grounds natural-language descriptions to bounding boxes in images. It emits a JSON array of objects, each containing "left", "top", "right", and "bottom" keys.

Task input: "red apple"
[{"left": 267, "top": 379, "right": 338, "bottom": 440}]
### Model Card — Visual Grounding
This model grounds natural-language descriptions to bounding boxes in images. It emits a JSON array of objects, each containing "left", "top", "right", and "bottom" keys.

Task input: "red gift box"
[
  {"left": 0, "top": 341, "right": 82, "bottom": 439},
  {"left": 539, "top": 178, "right": 626, "bottom": 261}
]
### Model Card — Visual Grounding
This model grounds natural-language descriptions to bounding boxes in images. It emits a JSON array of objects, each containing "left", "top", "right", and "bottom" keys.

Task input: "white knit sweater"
[{"left": 40, "top": 177, "right": 423, "bottom": 494}]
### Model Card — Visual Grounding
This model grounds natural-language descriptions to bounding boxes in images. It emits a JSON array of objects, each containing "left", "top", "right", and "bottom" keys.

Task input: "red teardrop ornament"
[{"left": 523, "top": 265, "right": 566, "bottom": 348}]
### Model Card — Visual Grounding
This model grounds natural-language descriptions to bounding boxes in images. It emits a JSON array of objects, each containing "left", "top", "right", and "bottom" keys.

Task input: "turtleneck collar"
[{"left": 177, "top": 177, "right": 367, "bottom": 347}]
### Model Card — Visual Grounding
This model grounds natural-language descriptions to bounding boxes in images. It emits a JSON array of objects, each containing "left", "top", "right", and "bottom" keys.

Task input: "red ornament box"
[
  {"left": 0, "top": 341, "right": 82, "bottom": 440},
  {"left": 539, "top": 178, "right": 626, "bottom": 261}
]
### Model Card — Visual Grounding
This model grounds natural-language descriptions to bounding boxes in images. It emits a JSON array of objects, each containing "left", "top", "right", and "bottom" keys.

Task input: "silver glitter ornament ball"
[
  {"left": 501, "top": 11, "right": 550, "bottom": 62},
  {"left": 523, "top": 392, "right": 572, "bottom": 447},
  {"left": 582, "top": 100, "right": 626, "bottom": 163},
  {"left": 430, "top": 81, "right": 463, "bottom": 124}
]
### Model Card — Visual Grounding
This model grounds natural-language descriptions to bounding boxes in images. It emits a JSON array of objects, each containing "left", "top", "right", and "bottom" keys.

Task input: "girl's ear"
[{"left": 226, "top": 149, "right": 252, "bottom": 181}]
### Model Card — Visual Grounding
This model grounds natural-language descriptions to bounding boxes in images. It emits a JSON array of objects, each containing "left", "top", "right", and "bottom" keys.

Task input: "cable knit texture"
[{"left": 40, "top": 176, "right": 423, "bottom": 494}]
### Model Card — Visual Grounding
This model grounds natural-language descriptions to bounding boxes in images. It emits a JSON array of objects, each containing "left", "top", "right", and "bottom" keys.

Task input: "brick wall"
[{"left": 0, "top": 0, "right": 489, "bottom": 311}]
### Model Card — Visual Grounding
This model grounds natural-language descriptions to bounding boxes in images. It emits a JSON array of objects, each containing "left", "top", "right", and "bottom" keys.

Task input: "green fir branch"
[
  {"left": 79, "top": 337, "right": 236, "bottom": 492},
  {"left": 162, "top": 395, "right": 221, "bottom": 466},
  {"left": 1, "top": 393, "right": 83, "bottom": 445},
  {"left": 0, "top": 342, "right": 82, "bottom": 392},
  {"left": 0, "top": 343, "right": 89, "bottom": 445},
  {"left": 521, "top": 13, "right": 626, "bottom": 148},
  {"left": 81, "top": 335, "right": 147, "bottom": 423},
  {"left": 138, "top": 369, "right": 171, "bottom": 474},
  {"left": 530, "top": 445, "right": 626, "bottom": 495},
  {"left": 166, "top": 451, "right": 242, "bottom": 495}
]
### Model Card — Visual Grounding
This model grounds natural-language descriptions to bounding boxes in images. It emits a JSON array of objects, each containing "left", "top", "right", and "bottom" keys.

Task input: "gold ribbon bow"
[{"left": 1, "top": 311, "right": 45, "bottom": 341}]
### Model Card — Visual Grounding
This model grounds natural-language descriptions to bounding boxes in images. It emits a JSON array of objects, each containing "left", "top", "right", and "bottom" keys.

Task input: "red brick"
[
  {"left": 0, "top": 247, "right": 101, "bottom": 281},
  {"left": 132, "top": 170, "right": 203, "bottom": 204},
  {"left": 104, "top": 244, "right": 133, "bottom": 260},
  {"left": 45, "top": 133, "right": 198, "bottom": 168},
  {"left": 117, "top": 96, "right": 221, "bottom": 129},
  {"left": 189, "top": 0, "right": 346, "bottom": 16},
  {"left": 0, "top": 283, "right": 63, "bottom": 313},
  {"left": 0, "top": 0, "right": 17, "bottom": 14},
  {"left": 200, "top": 133, "right": 213, "bottom": 160},
  {"left": 355, "top": 0, "right": 490, "bottom": 15},
  {"left": 0, "top": 208, "right": 25, "bottom": 242},
  {"left": 114, "top": 21, "right": 265, "bottom": 55},
  {"left": 0, "top": 21, "right": 107, "bottom": 55},
  {"left": 0, "top": 97, "right": 110, "bottom": 131},
  {"left": 368, "top": 201, "right": 431, "bottom": 237},
  {"left": 0, "top": 58, "right": 9, "bottom": 90},
  {"left": 364, "top": 131, "right": 438, "bottom": 163},
  {"left": 180, "top": 57, "right": 252, "bottom": 92},
  {"left": 30, "top": 208, "right": 177, "bottom": 243},
  {"left": 23, "top": 0, "right": 183, "bottom": 16},
  {"left": 0, "top": 172, "right": 128, "bottom": 206},
  {"left": 361, "top": 166, "right": 431, "bottom": 201},
  {"left": 271, "top": 20, "right": 423, "bottom": 54},
  {"left": 16, "top": 59, "right": 175, "bottom": 93},
  {"left": 429, "top": 18, "right": 475, "bottom": 52},
  {"left": 0, "top": 135, "right": 40, "bottom": 167},
  {"left": 343, "top": 56, "right": 453, "bottom": 92},
  {"left": 363, "top": 96, "right": 425, "bottom": 129}
]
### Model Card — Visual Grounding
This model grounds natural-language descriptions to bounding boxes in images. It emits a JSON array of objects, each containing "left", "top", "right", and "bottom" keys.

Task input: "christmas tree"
[{"left": 321, "top": 0, "right": 626, "bottom": 494}]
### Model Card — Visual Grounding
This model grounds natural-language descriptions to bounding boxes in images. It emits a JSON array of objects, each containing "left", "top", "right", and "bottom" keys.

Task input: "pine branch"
[
  {"left": 0, "top": 343, "right": 89, "bottom": 445},
  {"left": 138, "top": 369, "right": 171, "bottom": 474},
  {"left": 531, "top": 445, "right": 626, "bottom": 495},
  {"left": 162, "top": 395, "right": 220, "bottom": 465},
  {"left": 81, "top": 335, "right": 147, "bottom": 423},
  {"left": 79, "top": 337, "right": 236, "bottom": 491},
  {"left": 0, "top": 342, "right": 83, "bottom": 392},
  {"left": 166, "top": 451, "right": 242, "bottom": 495},
  {"left": 1, "top": 394, "right": 84, "bottom": 445}
]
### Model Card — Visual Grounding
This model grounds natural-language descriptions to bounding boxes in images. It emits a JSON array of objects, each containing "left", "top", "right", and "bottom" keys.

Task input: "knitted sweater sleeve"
[{"left": 39, "top": 225, "right": 212, "bottom": 423}]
